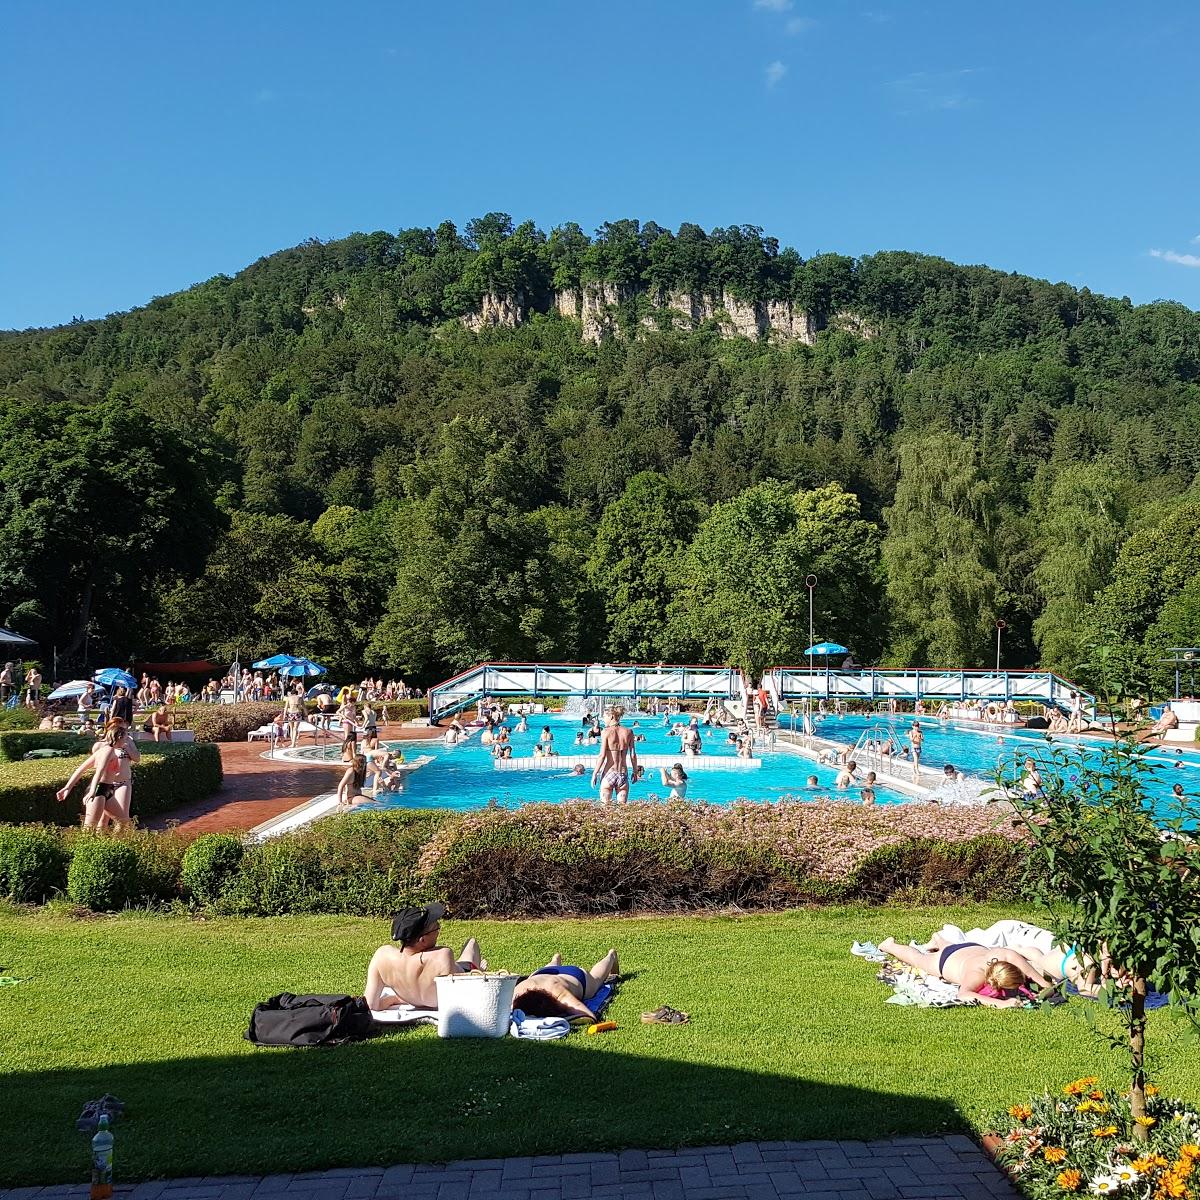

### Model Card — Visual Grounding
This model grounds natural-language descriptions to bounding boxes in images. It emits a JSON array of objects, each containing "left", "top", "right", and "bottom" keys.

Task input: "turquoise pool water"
[
  {"left": 786, "top": 712, "right": 1199, "bottom": 819},
  {"left": 359, "top": 713, "right": 908, "bottom": 811}
]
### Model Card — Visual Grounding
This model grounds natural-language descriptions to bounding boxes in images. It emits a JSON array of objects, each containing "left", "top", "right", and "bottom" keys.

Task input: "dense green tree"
[
  {"left": 0, "top": 398, "right": 219, "bottom": 663},
  {"left": 1031, "top": 462, "right": 1129, "bottom": 674},
  {"left": 882, "top": 432, "right": 1000, "bottom": 666},
  {"left": 670, "top": 481, "right": 881, "bottom": 675},
  {"left": 587, "top": 472, "right": 704, "bottom": 660}
]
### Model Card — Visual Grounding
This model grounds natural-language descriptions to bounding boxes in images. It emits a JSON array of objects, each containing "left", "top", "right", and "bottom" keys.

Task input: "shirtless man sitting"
[
  {"left": 363, "top": 903, "right": 486, "bottom": 1010},
  {"left": 591, "top": 706, "right": 638, "bottom": 804}
]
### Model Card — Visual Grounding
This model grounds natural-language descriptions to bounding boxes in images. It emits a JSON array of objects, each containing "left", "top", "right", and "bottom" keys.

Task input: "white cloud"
[
  {"left": 1150, "top": 248, "right": 1200, "bottom": 268},
  {"left": 885, "top": 69, "right": 976, "bottom": 112},
  {"left": 765, "top": 60, "right": 788, "bottom": 87},
  {"left": 753, "top": 0, "right": 793, "bottom": 10},
  {"left": 786, "top": 16, "right": 817, "bottom": 33},
  {"left": 1191, "top": 233, "right": 1200, "bottom": 245}
]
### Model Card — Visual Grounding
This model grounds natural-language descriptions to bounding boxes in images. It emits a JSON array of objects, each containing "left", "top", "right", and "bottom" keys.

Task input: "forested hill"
[{"left": 2, "top": 214, "right": 1199, "bottom": 689}]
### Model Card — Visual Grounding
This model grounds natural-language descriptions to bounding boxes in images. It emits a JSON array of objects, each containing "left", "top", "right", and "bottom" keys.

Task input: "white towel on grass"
[{"left": 509, "top": 1010, "right": 570, "bottom": 1040}]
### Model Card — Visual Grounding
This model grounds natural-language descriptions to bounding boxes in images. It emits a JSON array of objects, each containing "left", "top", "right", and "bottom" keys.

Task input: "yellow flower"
[
  {"left": 1155, "top": 1172, "right": 1188, "bottom": 1199},
  {"left": 1150, "top": 1155, "right": 1172, "bottom": 1170},
  {"left": 1044, "top": 1147, "right": 1068, "bottom": 1163},
  {"left": 1057, "top": 1168, "right": 1083, "bottom": 1191},
  {"left": 1133, "top": 1158, "right": 1158, "bottom": 1174},
  {"left": 1093, "top": 1126, "right": 1119, "bottom": 1138},
  {"left": 1183, "top": 1147, "right": 1200, "bottom": 1161},
  {"left": 1136, "top": 1116, "right": 1158, "bottom": 1127},
  {"left": 1009, "top": 1104, "right": 1034, "bottom": 1121},
  {"left": 1147, "top": 1085, "right": 1161, "bottom": 1096}
]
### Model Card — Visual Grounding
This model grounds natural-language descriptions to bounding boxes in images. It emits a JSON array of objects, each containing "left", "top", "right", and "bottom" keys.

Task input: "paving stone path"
[{"left": 1, "top": 1137, "right": 1020, "bottom": 1200}]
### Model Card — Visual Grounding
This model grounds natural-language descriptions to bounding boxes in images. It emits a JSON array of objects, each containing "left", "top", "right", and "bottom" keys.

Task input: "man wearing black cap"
[{"left": 363, "top": 903, "right": 486, "bottom": 1010}]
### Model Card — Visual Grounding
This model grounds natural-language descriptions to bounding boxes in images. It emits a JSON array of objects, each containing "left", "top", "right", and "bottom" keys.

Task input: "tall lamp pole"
[
  {"left": 995, "top": 619, "right": 1006, "bottom": 672},
  {"left": 806, "top": 575, "right": 817, "bottom": 679}
]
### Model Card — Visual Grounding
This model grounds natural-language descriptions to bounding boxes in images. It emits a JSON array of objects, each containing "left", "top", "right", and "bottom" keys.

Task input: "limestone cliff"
[
  {"left": 459, "top": 283, "right": 836, "bottom": 347},
  {"left": 460, "top": 291, "right": 525, "bottom": 331}
]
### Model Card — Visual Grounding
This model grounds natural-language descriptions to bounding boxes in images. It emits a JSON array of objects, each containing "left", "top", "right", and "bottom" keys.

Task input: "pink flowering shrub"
[{"left": 417, "top": 799, "right": 1026, "bottom": 916}]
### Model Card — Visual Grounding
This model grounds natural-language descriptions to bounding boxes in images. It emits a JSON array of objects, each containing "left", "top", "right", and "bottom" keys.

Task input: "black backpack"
[{"left": 245, "top": 993, "right": 374, "bottom": 1047}]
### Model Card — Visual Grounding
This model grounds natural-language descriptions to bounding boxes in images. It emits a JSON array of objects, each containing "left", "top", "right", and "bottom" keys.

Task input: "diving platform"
[
  {"left": 428, "top": 661, "right": 746, "bottom": 723},
  {"left": 763, "top": 667, "right": 1093, "bottom": 713}
]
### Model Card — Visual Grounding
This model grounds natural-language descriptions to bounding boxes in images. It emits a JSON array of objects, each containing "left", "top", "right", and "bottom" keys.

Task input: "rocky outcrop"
[
  {"left": 460, "top": 291, "right": 525, "bottom": 331},
  {"left": 542, "top": 285, "right": 835, "bottom": 347},
  {"left": 830, "top": 310, "right": 877, "bottom": 340}
]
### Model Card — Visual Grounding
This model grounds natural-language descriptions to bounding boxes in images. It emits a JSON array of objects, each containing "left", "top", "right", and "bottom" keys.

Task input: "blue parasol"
[
  {"left": 94, "top": 668, "right": 137, "bottom": 690},
  {"left": 279, "top": 657, "right": 326, "bottom": 678},
  {"left": 806, "top": 642, "right": 849, "bottom": 656},
  {"left": 48, "top": 679, "right": 105, "bottom": 701},
  {"left": 252, "top": 654, "right": 295, "bottom": 670}
]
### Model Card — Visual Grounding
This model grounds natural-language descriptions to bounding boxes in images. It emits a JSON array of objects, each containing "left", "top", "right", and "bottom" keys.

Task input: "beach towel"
[
  {"left": 509, "top": 1013, "right": 571, "bottom": 1040},
  {"left": 370, "top": 979, "right": 617, "bottom": 1028}
]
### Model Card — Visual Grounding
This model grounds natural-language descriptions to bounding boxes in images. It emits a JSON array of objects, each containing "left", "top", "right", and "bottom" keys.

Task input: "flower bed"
[{"left": 994, "top": 1078, "right": 1200, "bottom": 1198}]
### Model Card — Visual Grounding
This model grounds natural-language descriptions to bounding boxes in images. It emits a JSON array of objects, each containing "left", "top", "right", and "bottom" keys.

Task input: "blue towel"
[{"left": 585, "top": 981, "right": 615, "bottom": 1017}]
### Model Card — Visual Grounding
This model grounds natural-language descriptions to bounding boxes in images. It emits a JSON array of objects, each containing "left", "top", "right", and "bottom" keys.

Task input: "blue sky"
[{"left": 3, "top": 0, "right": 1199, "bottom": 329}]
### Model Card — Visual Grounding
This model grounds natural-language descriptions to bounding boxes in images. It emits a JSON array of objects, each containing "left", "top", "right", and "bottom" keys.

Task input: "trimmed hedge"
[
  {"left": 0, "top": 801, "right": 1026, "bottom": 914},
  {"left": 185, "top": 699, "right": 429, "bottom": 742},
  {"left": 0, "top": 824, "right": 69, "bottom": 902},
  {"left": 0, "top": 732, "right": 95, "bottom": 762},
  {"left": 0, "top": 742, "right": 223, "bottom": 824}
]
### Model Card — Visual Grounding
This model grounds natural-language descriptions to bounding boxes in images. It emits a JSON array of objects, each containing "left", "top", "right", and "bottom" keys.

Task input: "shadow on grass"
[{"left": 7, "top": 1029, "right": 966, "bottom": 1187}]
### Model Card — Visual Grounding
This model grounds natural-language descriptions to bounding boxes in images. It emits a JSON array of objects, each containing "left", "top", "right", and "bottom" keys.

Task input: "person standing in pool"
[
  {"left": 592, "top": 705, "right": 638, "bottom": 804},
  {"left": 908, "top": 721, "right": 924, "bottom": 782}
]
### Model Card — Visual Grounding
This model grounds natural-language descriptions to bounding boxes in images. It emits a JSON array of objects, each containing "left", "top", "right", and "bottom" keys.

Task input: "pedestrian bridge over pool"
[{"left": 427, "top": 661, "right": 1093, "bottom": 722}]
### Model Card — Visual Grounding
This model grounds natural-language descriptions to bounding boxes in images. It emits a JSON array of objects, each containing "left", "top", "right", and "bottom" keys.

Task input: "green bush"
[
  {"left": 0, "top": 825, "right": 69, "bottom": 902},
  {"left": 847, "top": 834, "right": 1026, "bottom": 903},
  {"left": 181, "top": 833, "right": 245, "bottom": 905},
  {"left": 66, "top": 836, "right": 140, "bottom": 911},
  {"left": 187, "top": 702, "right": 283, "bottom": 742},
  {"left": 221, "top": 839, "right": 328, "bottom": 916},
  {"left": 0, "top": 731, "right": 95, "bottom": 762},
  {"left": 0, "top": 706, "right": 39, "bottom": 731},
  {"left": 377, "top": 700, "right": 428, "bottom": 723},
  {"left": 0, "top": 742, "right": 222, "bottom": 824}
]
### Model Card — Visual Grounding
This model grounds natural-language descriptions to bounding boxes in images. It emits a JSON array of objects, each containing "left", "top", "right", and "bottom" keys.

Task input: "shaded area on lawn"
[{"left": 5, "top": 1042, "right": 966, "bottom": 1186}]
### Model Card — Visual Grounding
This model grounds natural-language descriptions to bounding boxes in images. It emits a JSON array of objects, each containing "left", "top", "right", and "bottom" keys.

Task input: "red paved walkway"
[{"left": 147, "top": 724, "right": 440, "bottom": 836}]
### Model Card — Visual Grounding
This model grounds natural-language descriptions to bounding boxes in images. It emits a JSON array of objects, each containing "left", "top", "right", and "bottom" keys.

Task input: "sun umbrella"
[
  {"left": 806, "top": 642, "right": 849, "bottom": 656},
  {"left": 94, "top": 668, "right": 137, "bottom": 690},
  {"left": 48, "top": 680, "right": 105, "bottom": 701},
  {"left": 279, "top": 657, "right": 326, "bottom": 677},
  {"left": 252, "top": 654, "right": 295, "bottom": 670}
]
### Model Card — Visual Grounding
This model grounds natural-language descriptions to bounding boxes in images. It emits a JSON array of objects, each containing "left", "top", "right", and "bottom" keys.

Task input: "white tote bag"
[{"left": 434, "top": 972, "right": 518, "bottom": 1039}]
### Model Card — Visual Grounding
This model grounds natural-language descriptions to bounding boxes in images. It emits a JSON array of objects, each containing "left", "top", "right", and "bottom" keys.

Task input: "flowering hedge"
[
  {"left": 0, "top": 800, "right": 1025, "bottom": 914},
  {"left": 994, "top": 1078, "right": 1200, "bottom": 1198}
]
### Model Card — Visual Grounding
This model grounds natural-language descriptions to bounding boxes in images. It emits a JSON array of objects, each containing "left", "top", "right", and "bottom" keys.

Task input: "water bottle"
[{"left": 90, "top": 1115, "right": 113, "bottom": 1200}]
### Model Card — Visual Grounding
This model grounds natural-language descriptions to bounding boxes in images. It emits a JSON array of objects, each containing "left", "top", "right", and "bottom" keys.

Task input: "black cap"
[{"left": 390, "top": 902, "right": 446, "bottom": 945}]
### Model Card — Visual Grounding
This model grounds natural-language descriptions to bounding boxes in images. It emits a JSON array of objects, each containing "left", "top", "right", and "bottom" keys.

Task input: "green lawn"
[{"left": 2, "top": 903, "right": 1198, "bottom": 1186}]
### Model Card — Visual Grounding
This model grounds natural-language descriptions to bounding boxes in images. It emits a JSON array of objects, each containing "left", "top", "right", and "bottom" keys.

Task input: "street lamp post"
[
  {"left": 806, "top": 575, "right": 817, "bottom": 681},
  {"left": 995, "top": 619, "right": 1007, "bottom": 673}
]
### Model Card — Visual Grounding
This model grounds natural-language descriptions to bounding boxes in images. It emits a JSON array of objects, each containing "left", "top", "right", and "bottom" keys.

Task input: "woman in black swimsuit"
[{"left": 55, "top": 719, "right": 141, "bottom": 828}]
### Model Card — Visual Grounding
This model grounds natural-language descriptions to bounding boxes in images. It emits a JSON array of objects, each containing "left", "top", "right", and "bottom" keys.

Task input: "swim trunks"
[{"left": 532, "top": 965, "right": 588, "bottom": 992}]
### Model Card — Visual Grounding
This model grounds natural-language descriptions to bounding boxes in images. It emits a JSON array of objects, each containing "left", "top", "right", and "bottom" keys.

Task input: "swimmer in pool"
[{"left": 659, "top": 763, "right": 688, "bottom": 799}]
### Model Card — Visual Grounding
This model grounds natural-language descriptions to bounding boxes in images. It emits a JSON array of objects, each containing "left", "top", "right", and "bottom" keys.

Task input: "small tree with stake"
[{"left": 1003, "top": 639, "right": 1200, "bottom": 1142}]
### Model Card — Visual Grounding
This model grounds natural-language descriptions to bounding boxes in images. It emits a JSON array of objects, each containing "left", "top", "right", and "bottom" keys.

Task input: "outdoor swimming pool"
[
  {"left": 288, "top": 712, "right": 909, "bottom": 810},
  {"left": 789, "top": 711, "right": 1200, "bottom": 819}
]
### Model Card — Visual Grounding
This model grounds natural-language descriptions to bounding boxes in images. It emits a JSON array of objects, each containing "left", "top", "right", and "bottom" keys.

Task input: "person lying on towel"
[
  {"left": 364, "top": 904, "right": 486, "bottom": 1010},
  {"left": 925, "top": 919, "right": 1120, "bottom": 998},
  {"left": 878, "top": 936, "right": 1054, "bottom": 1008},
  {"left": 511, "top": 950, "right": 620, "bottom": 1019}
]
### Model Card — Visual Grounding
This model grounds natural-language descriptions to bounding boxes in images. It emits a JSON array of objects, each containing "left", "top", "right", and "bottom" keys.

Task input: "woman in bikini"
[
  {"left": 56, "top": 719, "right": 141, "bottom": 828},
  {"left": 511, "top": 950, "right": 619, "bottom": 1019},
  {"left": 336, "top": 753, "right": 371, "bottom": 808},
  {"left": 877, "top": 936, "right": 1053, "bottom": 1007}
]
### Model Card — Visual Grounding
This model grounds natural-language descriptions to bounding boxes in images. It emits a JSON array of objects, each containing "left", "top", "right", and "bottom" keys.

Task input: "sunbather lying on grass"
[
  {"left": 511, "top": 950, "right": 619, "bottom": 1020},
  {"left": 877, "top": 936, "right": 1054, "bottom": 1008}
]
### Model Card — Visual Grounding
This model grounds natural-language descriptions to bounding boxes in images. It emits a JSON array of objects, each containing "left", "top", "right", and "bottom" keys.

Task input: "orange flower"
[
  {"left": 1093, "top": 1126, "right": 1119, "bottom": 1138},
  {"left": 1155, "top": 1172, "right": 1188, "bottom": 1199},
  {"left": 1147, "top": 1085, "right": 1161, "bottom": 1096},
  {"left": 1133, "top": 1158, "right": 1158, "bottom": 1174},
  {"left": 1009, "top": 1104, "right": 1033, "bottom": 1121},
  {"left": 1090, "top": 1090, "right": 1106, "bottom": 1100},
  {"left": 1150, "top": 1155, "right": 1172, "bottom": 1170},
  {"left": 1044, "top": 1147, "right": 1068, "bottom": 1163},
  {"left": 1183, "top": 1147, "right": 1200, "bottom": 1161},
  {"left": 1057, "top": 1168, "right": 1083, "bottom": 1191}
]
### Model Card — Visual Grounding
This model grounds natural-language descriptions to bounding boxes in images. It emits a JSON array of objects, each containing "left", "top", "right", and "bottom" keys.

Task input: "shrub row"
[
  {"left": 0, "top": 742, "right": 223, "bottom": 825},
  {"left": 184, "top": 699, "right": 429, "bottom": 743},
  {"left": 0, "top": 801, "right": 1026, "bottom": 914}
]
